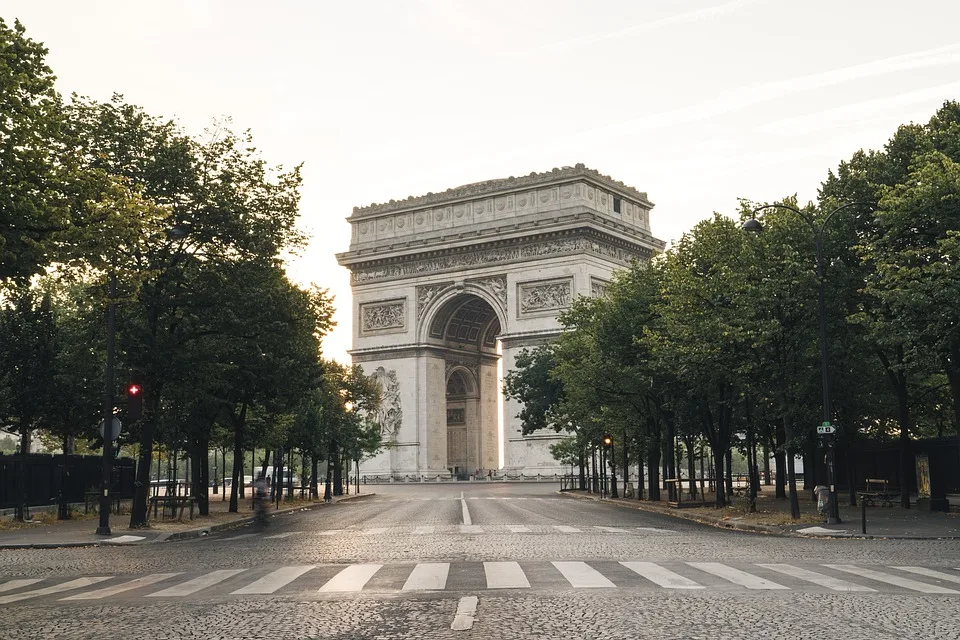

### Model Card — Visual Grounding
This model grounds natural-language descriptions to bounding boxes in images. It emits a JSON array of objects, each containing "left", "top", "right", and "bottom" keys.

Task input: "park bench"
[
  {"left": 858, "top": 478, "right": 898, "bottom": 507},
  {"left": 148, "top": 495, "right": 197, "bottom": 520}
]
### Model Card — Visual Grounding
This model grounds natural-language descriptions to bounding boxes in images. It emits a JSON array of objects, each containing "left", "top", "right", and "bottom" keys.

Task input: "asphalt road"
[{"left": 2, "top": 482, "right": 960, "bottom": 639}]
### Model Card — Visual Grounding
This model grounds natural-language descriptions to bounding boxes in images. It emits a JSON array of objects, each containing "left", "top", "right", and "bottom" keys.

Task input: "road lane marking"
[
  {"left": 594, "top": 526, "right": 627, "bottom": 533},
  {"left": 459, "top": 525, "right": 483, "bottom": 534},
  {"left": 508, "top": 525, "right": 531, "bottom": 533},
  {"left": 0, "top": 579, "right": 42, "bottom": 594},
  {"left": 403, "top": 563, "right": 450, "bottom": 591},
  {"left": 894, "top": 567, "right": 960, "bottom": 585},
  {"left": 451, "top": 595, "right": 478, "bottom": 631},
  {"left": 414, "top": 526, "right": 435, "bottom": 534},
  {"left": 265, "top": 532, "right": 297, "bottom": 539},
  {"left": 825, "top": 565, "right": 960, "bottom": 593},
  {"left": 102, "top": 535, "right": 147, "bottom": 544},
  {"left": 552, "top": 562, "right": 616, "bottom": 588},
  {"left": 231, "top": 565, "right": 316, "bottom": 594},
  {"left": 484, "top": 562, "right": 530, "bottom": 589},
  {"left": 635, "top": 527, "right": 675, "bottom": 534},
  {"left": 0, "top": 577, "right": 112, "bottom": 604},
  {"left": 147, "top": 570, "right": 246, "bottom": 597},
  {"left": 318, "top": 530, "right": 344, "bottom": 536},
  {"left": 687, "top": 563, "right": 789, "bottom": 590},
  {"left": 318, "top": 564, "right": 383, "bottom": 592},
  {"left": 62, "top": 573, "right": 181, "bottom": 600},
  {"left": 362, "top": 528, "right": 389, "bottom": 536},
  {"left": 461, "top": 492, "right": 472, "bottom": 526},
  {"left": 620, "top": 562, "right": 704, "bottom": 589},
  {"left": 554, "top": 525, "right": 581, "bottom": 533},
  {"left": 757, "top": 564, "right": 875, "bottom": 591}
]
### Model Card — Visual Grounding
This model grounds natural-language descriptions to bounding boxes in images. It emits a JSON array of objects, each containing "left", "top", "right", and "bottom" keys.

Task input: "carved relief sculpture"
[
  {"left": 591, "top": 278, "right": 609, "bottom": 298},
  {"left": 416, "top": 283, "right": 451, "bottom": 320},
  {"left": 471, "top": 275, "right": 507, "bottom": 308},
  {"left": 361, "top": 301, "right": 405, "bottom": 332},
  {"left": 370, "top": 367, "right": 402, "bottom": 439},
  {"left": 519, "top": 279, "right": 572, "bottom": 313}
]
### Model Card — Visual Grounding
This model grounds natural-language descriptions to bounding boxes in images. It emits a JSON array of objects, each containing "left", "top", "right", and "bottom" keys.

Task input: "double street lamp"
[{"left": 742, "top": 202, "right": 869, "bottom": 525}]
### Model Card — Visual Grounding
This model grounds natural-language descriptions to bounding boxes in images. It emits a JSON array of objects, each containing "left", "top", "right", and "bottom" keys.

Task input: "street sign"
[
  {"left": 99, "top": 417, "right": 122, "bottom": 441},
  {"left": 817, "top": 425, "right": 836, "bottom": 435}
]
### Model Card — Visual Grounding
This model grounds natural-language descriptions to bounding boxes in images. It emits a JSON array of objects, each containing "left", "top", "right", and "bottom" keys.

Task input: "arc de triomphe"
[{"left": 336, "top": 164, "right": 664, "bottom": 477}]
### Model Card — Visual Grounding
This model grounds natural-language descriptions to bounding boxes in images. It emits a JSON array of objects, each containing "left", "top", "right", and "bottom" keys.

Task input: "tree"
[
  {"left": 0, "top": 289, "right": 57, "bottom": 520},
  {"left": 0, "top": 19, "right": 67, "bottom": 284}
]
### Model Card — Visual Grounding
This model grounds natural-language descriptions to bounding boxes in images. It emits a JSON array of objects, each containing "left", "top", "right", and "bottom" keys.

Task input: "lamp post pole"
[
  {"left": 96, "top": 274, "right": 117, "bottom": 536},
  {"left": 744, "top": 202, "right": 869, "bottom": 525}
]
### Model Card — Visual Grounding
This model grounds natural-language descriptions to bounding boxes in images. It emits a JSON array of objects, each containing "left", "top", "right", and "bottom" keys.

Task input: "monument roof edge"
[{"left": 350, "top": 164, "right": 654, "bottom": 217}]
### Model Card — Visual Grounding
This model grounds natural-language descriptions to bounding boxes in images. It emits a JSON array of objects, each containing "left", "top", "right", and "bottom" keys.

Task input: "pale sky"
[{"left": 7, "top": 0, "right": 960, "bottom": 361}]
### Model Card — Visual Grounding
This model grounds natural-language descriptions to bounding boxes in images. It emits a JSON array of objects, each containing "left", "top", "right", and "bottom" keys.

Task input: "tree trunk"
[
  {"left": 713, "top": 444, "right": 726, "bottom": 507},
  {"left": 684, "top": 435, "right": 698, "bottom": 499},
  {"left": 647, "top": 441, "right": 661, "bottom": 502},
  {"left": 311, "top": 455, "right": 320, "bottom": 499},
  {"left": 228, "top": 404, "right": 247, "bottom": 513},
  {"left": 773, "top": 430, "right": 786, "bottom": 499},
  {"left": 762, "top": 441, "right": 772, "bottom": 485},
  {"left": 724, "top": 447, "right": 733, "bottom": 499},
  {"left": 130, "top": 388, "right": 161, "bottom": 528},
  {"left": 784, "top": 418, "right": 801, "bottom": 519}
]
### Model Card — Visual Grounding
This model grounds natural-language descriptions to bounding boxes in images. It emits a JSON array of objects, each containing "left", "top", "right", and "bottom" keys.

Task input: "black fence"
[
  {"left": 0, "top": 453, "right": 135, "bottom": 510},
  {"left": 362, "top": 473, "right": 563, "bottom": 484}
]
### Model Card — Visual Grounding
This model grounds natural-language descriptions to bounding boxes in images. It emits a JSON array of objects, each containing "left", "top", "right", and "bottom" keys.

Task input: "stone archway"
[{"left": 337, "top": 165, "right": 664, "bottom": 478}]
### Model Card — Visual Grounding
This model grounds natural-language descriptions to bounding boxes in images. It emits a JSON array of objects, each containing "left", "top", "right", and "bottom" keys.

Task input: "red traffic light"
[{"left": 127, "top": 384, "right": 142, "bottom": 396}]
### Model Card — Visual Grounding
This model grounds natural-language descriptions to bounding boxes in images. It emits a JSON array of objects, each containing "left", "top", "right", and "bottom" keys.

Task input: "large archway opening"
[{"left": 427, "top": 293, "right": 502, "bottom": 478}]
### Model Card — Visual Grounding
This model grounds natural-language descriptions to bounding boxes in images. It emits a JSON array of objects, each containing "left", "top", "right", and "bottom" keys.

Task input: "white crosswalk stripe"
[
  {"left": 620, "top": 562, "right": 704, "bottom": 589},
  {"left": 414, "top": 526, "right": 435, "bottom": 534},
  {"left": 508, "top": 525, "right": 531, "bottom": 533},
  {"left": 0, "top": 577, "right": 112, "bottom": 604},
  {"left": 0, "top": 579, "right": 42, "bottom": 594},
  {"left": 319, "top": 564, "right": 382, "bottom": 592},
  {"left": 402, "top": 563, "right": 449, "bottom": 591},
  {"left": 824, "top": 565, "right": 960, "bottom": 594},
  {"left": 215, "top": 534, "right": 257, "bottom": 542},
  {"left": 757, "top": 564, "right": 874, "bottom": 592},
  {"left": 595, "top": 526, "right": 627, "bottom": 533},
  {"left": 264, "top": 532, "right": 297, "bottom": 539},
  {"left": 552, "top": 562, "right": 616, "bottom": 588},
  {"left": 893, "top": 566, "right": 960, "bottom": 585},
  {"left": 11, "top": 561, "right": 960, "bottom": 602},
  {"left": 362, "top": 528, "right": 389, "bottom": 536},
  {"left": 232, "top": 565, "right": 315, "bottom": 595},
  {"left": 62, "top": 573, "right": 181, "bottom": 600},
  {"left": 147, "top": 570, "right": 246, "bottom": 597},
  {"left": 554, "top": 526, "right": 581, "bottom": 533},
  {"left": 318, "top": 529, "right": 344, "bottom": 536},
  {"left": 484, "top": 561, "right": 530, "bottom": 589},
  {"left": 687, "top": 563, "right": 789, "bottom": 590},
  {"left": 460, "top": 525, "right": 483, "bottom": 534}
]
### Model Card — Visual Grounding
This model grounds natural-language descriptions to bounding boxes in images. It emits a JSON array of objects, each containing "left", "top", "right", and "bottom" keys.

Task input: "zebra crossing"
[
  {"left": 361, "top": 497, "right": 566, "bottom": 503},
  {"left": 235, "top": 524, "right": 678, "bottom": 541},
  {"left": 4, "top": 562, "right": 960, "bottom": 604}
]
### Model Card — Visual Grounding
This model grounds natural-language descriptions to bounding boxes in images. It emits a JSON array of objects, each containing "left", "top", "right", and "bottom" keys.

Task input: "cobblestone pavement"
[{"left": 2, "top": 483, "right": 959, "bottom": 639}]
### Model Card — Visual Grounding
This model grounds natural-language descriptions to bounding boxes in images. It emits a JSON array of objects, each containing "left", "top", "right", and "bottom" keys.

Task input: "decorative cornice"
[{"left": 351, "top": 164, "right": 653, "bottom": 217}]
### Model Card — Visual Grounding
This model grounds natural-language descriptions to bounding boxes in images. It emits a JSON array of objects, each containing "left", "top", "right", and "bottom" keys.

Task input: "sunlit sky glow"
[{"left": 8, "top": 0, "right": 960, "bottom": 361}]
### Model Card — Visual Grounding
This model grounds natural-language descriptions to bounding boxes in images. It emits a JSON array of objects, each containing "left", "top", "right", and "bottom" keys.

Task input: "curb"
[
  {"left": 558, "top": 491, "right": 960, "bottom": 540},
  {"left": 0, "top": 492, "right": 376, "bottom": 549}
]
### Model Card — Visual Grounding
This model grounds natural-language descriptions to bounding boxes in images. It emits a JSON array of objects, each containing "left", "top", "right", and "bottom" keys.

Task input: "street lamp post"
[
  {"left": 742, "top": 202, "right": 869, "bottom": 525},
  {"left": 96, "top": 274, "right": 117, "bottom": 536}
]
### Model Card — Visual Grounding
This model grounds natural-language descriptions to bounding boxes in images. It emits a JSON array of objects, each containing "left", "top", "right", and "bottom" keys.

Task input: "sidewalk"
[
  {"left": 0, "top": 491, "right": 373, "bottom": 549},
  {"left": 563, "top": 489, "right": 960, "bottom": 539}
]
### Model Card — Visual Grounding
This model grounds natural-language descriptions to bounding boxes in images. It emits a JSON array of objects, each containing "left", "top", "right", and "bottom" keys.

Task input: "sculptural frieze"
[
  {"left": 519, "top": 279, "right": 572, "bottom": 313},
  {"left": 360, "top": 301, "right": 405, "bottom": 332},
  {"left": 369, "top": 367, "right": 402, "bottom": 439}
]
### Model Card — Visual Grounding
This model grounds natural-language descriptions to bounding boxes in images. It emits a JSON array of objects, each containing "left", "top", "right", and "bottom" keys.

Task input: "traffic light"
[{"left": 126, "top": 383, "right": 143, "bottom": 421}]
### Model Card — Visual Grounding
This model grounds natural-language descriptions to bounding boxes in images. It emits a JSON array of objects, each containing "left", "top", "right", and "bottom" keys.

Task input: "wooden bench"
[
  {"left": 148, "top": 495, "right": 197, "bottom": 520},
  {"left": 859, "top": 479, "right": 898, "bottom": 507}
]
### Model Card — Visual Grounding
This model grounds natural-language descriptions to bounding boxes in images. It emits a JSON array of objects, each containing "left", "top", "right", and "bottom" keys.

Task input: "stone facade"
[{"left": 336, "top": 164, "right": 664, "bottom": 477}]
